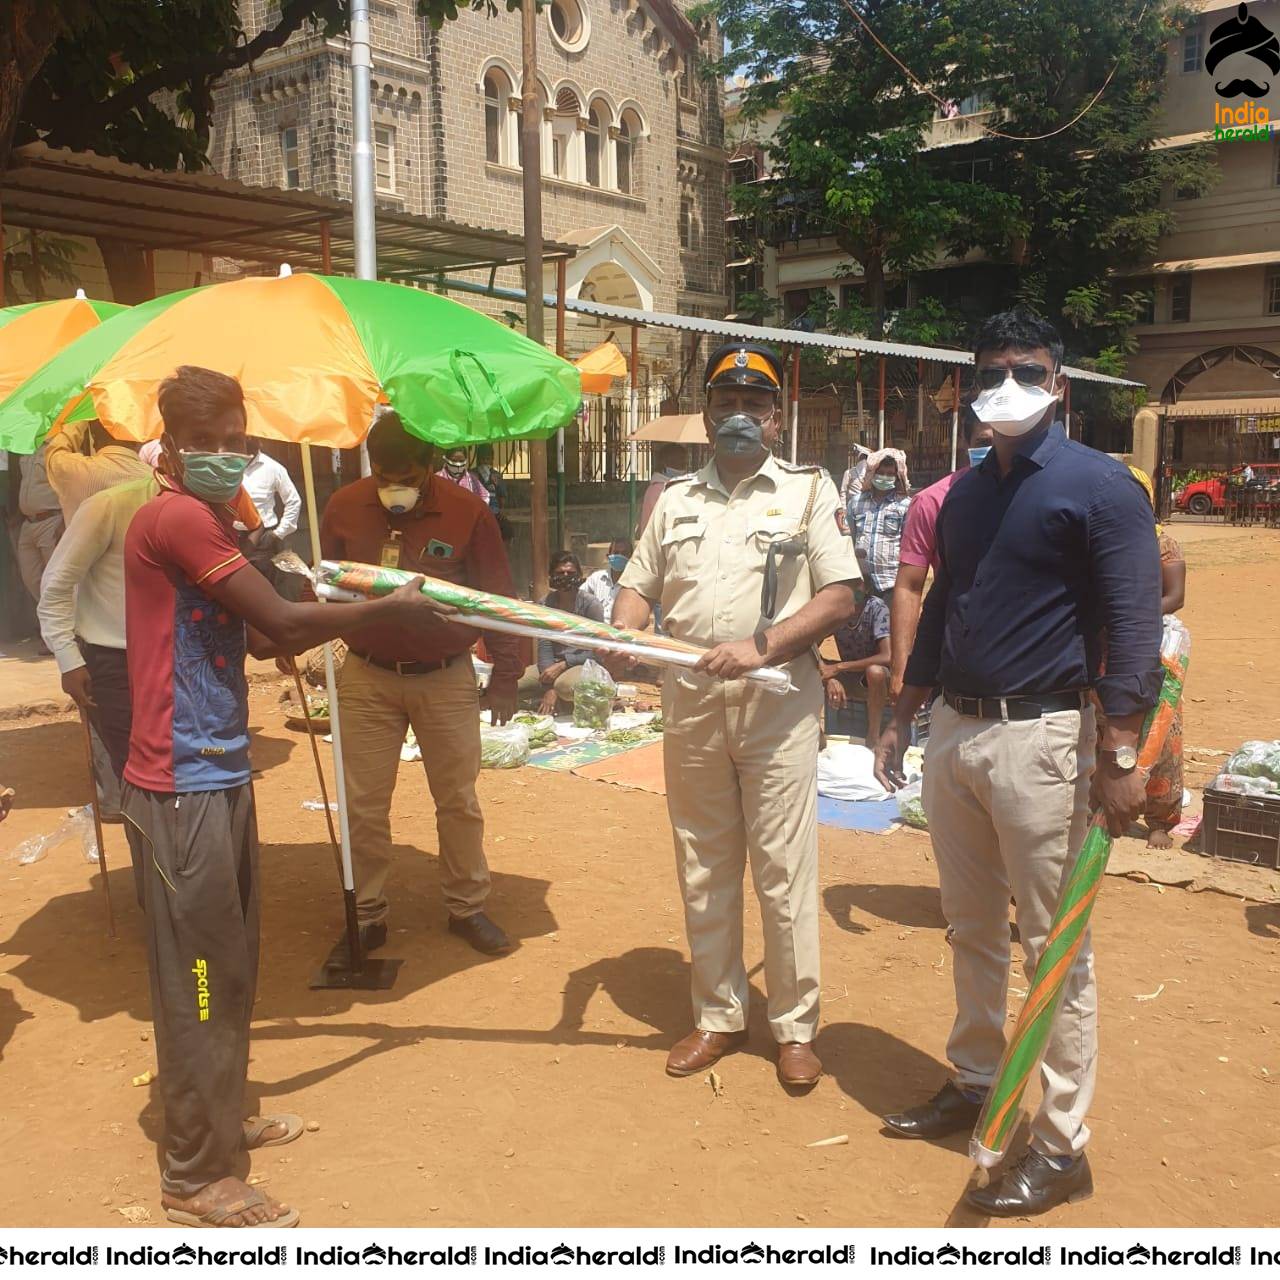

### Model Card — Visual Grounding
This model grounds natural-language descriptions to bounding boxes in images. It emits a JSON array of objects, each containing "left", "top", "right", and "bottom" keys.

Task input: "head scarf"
[
  {"left": 864, "top": 447, "right": 909, "bottom": 495},
  {"left": 1127, "top": 463, "right": 1162, "bottom": 535}
]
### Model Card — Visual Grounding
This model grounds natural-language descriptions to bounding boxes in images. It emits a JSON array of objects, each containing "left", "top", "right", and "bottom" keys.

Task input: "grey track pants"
[{"left": 122, "top": 781, "right": 259, "bottom": 1198}]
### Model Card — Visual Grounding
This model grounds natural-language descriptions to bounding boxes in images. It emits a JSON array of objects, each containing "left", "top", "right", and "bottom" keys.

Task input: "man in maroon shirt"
[{"left": 321, "top": 413, "right": 523, "bottom": 956}]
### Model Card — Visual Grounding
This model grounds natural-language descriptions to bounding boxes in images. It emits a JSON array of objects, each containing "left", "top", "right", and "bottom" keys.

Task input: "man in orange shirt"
[{"left": 321, "top": 413, "right": 523, "bottom": 957}]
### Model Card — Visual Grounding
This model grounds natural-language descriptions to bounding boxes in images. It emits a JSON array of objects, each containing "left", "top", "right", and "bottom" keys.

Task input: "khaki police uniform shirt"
[{"left": 620, "top": 453, "right": 860, "bottom": 657}]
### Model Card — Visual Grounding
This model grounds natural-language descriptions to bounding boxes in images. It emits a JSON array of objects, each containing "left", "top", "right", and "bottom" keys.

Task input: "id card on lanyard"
[{"left": 380, "top": 530, "right": 404, "bottom": 569}]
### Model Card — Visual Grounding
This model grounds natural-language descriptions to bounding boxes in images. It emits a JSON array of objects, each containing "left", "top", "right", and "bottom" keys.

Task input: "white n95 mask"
[
  {"left": 377, "top": 484, "right": 420, "bottom": 515},
  {"left": 971, "top": 373, "right": 1058, "bottom": 438}
]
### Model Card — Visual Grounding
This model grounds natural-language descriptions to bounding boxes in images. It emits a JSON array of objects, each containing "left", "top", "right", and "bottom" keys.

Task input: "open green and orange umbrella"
[
  {"left": 0, "top": 291, "right": 128, "bottom": 406},
  {"left": 0, "top": 270, "right": 581, "bottom": 454}
]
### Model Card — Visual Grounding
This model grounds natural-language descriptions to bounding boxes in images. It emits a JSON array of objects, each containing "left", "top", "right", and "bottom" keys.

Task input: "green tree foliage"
[
  {"left": 15, "top": 1, "right": 520, "bottom": 171},
  {"left": 969, "top": 0, "right": 1216, "bottom": 368},
  {"left": 714, "top": 0, "right": 1216, "bottom": 371},
  {"left": 6, "top": 1, "right": 519, "bottom": 298},
  {"left": 713, "top": 0, "right": 1022, "bottom": 337}
]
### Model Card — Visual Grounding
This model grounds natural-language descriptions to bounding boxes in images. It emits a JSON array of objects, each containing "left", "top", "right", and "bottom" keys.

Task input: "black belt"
[
  {"left": 353, "top": 650, "right": 464, "bottom": 677},
  {"left": 943, "top": 688, "right": 1087, "bottom": 721}
]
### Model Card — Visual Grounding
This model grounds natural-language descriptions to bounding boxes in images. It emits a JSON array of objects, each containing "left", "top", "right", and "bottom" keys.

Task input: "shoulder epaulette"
[{"left": 776, "top": 460, "right": 824, "bottom": 474}]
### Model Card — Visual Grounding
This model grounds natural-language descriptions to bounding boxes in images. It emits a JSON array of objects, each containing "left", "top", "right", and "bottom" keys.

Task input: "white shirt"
[
  {"left": 237, "top": 452, "right": 301, "bottom": 538},
  {"left": 18, "top": 446, "right": 59, "bottom": 517},
  {"left": 44, "top": 422, "right": 151, "bottom": 519},
  {"left": 38, "top": 475, "right": 158, "bottom": 673},
  {"left": 582, "top": 567, "right": 622, "bottom": 619}
]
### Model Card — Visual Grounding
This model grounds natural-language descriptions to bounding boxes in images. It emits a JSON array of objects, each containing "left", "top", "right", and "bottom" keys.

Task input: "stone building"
[{"left": 210, "top": 0, "right": 728, "bottom": 436}]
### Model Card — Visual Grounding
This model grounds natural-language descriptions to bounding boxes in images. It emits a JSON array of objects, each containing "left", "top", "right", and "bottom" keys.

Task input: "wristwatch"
[{"left": 1101, "top": 746, "right": 1138, "bottom": 772}]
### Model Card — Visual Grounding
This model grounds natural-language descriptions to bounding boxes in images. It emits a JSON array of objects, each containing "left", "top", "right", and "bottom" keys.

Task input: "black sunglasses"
[{"left": 974, "top": 363, "right": 1052, "bottom": 391}]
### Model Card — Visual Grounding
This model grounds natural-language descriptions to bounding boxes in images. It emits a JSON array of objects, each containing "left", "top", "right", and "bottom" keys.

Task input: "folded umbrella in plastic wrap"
[{"left": 312, "top": 560, "right": 795, "bottom": 695}]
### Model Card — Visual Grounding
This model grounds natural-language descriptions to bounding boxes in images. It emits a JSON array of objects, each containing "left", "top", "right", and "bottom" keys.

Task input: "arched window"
[
  {"left": 483, "top": 70, "right": 510, "bottom": 165},
  {"left": 552, "top": 87, "right": 583, "bottom": 182},
  {"left": 585, "top": 100, "right": 609, "bottom": 187},
  {"left": 616, "top": 109, "right": 642, "bottom": 195}
]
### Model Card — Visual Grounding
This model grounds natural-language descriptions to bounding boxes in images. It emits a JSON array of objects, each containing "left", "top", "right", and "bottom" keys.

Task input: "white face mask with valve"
[{"left": 971, "top": 371, "right": 1059, "bottom": 438}]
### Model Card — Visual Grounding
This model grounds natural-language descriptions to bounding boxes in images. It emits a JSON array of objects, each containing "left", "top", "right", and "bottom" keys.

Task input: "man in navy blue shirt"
[{"left": 874, "top": 309, "right": 1162, "bottom": 1217}]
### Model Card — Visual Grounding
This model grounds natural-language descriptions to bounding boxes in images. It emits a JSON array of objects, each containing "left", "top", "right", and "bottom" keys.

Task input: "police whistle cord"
[
  {"left": 970, "top": 616, "right": 1191, "bottom": 1170},
  {"left": 304, "top": 558, "right": 796, "bottom": 695}
]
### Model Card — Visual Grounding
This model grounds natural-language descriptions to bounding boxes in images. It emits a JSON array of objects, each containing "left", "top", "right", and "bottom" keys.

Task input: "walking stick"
[
  {"left": 288, "top": 658, "right": 341, "bottom": 859},
  {"left": 77, "top": 711, "right": 116, "bottom": 939}
]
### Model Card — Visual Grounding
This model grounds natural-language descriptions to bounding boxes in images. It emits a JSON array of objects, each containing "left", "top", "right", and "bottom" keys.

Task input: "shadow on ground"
[{"left": 824, "top": 882, "right": 948, "bottom": 936}]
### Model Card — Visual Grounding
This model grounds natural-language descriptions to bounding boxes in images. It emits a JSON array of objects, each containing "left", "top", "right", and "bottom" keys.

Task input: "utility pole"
[
  {"left": 522, "top": 0, "right": 550, "bottom": 598},
  {"left": 350, "top": 0, "right": 377, "bottom": 477}
]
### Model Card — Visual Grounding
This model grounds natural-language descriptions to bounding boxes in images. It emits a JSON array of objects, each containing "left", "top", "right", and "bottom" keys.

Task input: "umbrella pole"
[
  {"left": 77, "top": 711, "right": 116, "bottom": 939},
  {"left": 299, "top": 447, "right": 398, "bottom": 990},
  {"left": 289, "top": 658, "right": 340, "bottom": 855},
  {"left": 628, "top": 325, "right": 639, "bottom": 536}
]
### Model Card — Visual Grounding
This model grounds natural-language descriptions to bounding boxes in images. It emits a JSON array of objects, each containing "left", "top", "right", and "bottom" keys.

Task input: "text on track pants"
[
  {"left": 921, "top": 699, "right": 1098, "bottom": 1157},
  {"left": 662, "top": 664, "right": 822, "bottom": 1045},
  {"left": 337, "top": 652, "right": 490, "bottom": 926},
  {"left": 121, "top": 781, "right": 259, "bottom": 1198}
]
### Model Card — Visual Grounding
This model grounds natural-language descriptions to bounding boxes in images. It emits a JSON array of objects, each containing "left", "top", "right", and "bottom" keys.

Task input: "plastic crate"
[{"left": 1200, "top": 787, "right": 1280, "bottom": 869}]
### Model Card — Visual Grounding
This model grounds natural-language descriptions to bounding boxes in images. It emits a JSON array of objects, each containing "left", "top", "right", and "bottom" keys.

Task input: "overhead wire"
[{"left": 837, "top": 0, "right": 1150, "bottom": 143}]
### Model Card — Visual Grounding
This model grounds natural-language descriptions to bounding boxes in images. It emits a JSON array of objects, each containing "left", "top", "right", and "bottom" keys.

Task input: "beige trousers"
[
  {"left": 516, "top": 662, "right": 587, "bottom": 708},
  {"left": 922, "top": 698, "right": 1098, "bottom": 1157},
  {"left": 17, "top": 514, "right": 61, "bottom": 602},
  {"left": 663, "top": 661, "right": 822, "bottom": 1044},
  {"left": 337, "top": 652, "right": 490, "bottom": 925}
]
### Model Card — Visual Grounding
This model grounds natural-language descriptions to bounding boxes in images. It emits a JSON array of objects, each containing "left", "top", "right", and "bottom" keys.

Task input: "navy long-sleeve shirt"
[{"left": 903, "top": 422, "right": 1163, "bottom": 718}]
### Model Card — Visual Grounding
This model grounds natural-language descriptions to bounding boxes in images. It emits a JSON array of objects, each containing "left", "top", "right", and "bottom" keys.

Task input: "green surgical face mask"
[{"left": 179, "top": 450, "right": 252, "bottom": 503}]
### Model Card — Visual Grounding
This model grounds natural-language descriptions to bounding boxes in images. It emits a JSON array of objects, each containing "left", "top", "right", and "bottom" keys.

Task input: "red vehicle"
[{"left": 1174, "top": 463, "right": 1280, "bottom": 516}]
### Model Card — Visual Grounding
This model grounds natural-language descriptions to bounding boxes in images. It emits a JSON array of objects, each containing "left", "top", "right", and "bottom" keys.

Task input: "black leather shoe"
[
  {"left": 882, "top": 1080, "right": 984, "bottom": 1140},
  {"left": 966, "top": 1149, "right": 1093, "bottom": 1217},
  {"left": 448, "top": 911, "right": 512, "bottom": 955}
]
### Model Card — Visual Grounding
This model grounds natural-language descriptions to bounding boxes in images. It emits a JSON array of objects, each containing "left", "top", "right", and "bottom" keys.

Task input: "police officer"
[{"left": 613, "top": 342, "right": 860, "bottom": 1087}]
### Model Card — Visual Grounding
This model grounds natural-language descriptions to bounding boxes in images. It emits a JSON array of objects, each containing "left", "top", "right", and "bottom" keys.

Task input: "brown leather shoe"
[
  {"left": 777, "top": 1041, "right": 822, "bottom": 1087},
  {"left": 665, "top": 1029, "right": 747, "bottom": 1077}
]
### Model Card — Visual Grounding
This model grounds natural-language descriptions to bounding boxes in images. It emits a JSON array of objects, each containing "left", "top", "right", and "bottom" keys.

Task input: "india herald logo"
[{"left": 1206, "top": 2, "right": 1279, "bottom": 98}]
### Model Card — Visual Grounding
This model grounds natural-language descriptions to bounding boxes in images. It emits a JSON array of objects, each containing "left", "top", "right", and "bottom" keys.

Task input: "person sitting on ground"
[
  {"left": 583, "top": 537, "right": 632, "bottom": 617},
  {"left": 820, "top": 586, "right": 891, "bottom": 749},
  {"left": 847, "top": 448, "right": 910, "bottom": 604},
  {"left": 517, "top": 551, "right": 606, "bottom": 715}
]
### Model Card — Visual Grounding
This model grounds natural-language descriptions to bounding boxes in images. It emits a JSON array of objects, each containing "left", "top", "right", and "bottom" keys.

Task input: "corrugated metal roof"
[
  {"left": 1164, "top": 397, "right": 1280, "bottom": 417},
  {"left": 1149, "top": 250, "right": 1280, "bottom": 273},
  {"left": 2, "top": 143, "right": 575, "bottom": 275},
  {"left": 443, "top": 281, "right": 1144, "bottom": 388}
]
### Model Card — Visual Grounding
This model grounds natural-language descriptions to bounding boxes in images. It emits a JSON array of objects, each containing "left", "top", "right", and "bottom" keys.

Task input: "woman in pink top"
[{"left": 437, "top": 446, "right": 489, "bottom": 502}]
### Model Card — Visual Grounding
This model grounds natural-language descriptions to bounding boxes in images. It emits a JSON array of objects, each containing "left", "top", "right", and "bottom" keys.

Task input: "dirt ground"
[{"left": 2, "top": 521, "right": 1279, "bottom": 1229}]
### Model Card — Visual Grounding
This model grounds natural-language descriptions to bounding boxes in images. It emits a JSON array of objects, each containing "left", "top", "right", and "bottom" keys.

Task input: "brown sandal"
[
  {"left": 165, "top": 1190, "right": 300, "bottom": 1228},
  {"left": 242, "top": 1114, "right": 304, "bottom": 1150}
]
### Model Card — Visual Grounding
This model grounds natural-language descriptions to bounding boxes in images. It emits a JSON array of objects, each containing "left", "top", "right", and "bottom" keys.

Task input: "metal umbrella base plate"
[
  {"left": 310, "top": 926, "right": 402, "bottom": 989},
  {"left": 309, "top": 951, "right": 403, "bottom": 990},
  {"left": 309, "top": 889, "right": 403, "bottom": 990}
]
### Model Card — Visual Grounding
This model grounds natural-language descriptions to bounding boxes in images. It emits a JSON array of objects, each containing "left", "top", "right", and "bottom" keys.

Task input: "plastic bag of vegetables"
[
  {"left": 572, "top": 660, "right": 616, "bottom": 731},
  {"left": 511, "top": 712, "right": 558, "bottom": 748},
  {"left": 480, "top": 723, "right": 531, "bottom": 769},
  {"left": 895, "top": 779, "right": 928, "bottom": 830}
]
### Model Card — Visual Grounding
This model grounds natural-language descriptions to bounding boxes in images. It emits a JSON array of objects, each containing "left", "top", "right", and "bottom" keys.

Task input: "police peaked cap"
[{"left": 704, "top": 341, "right": 784, "bottom": 392}]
